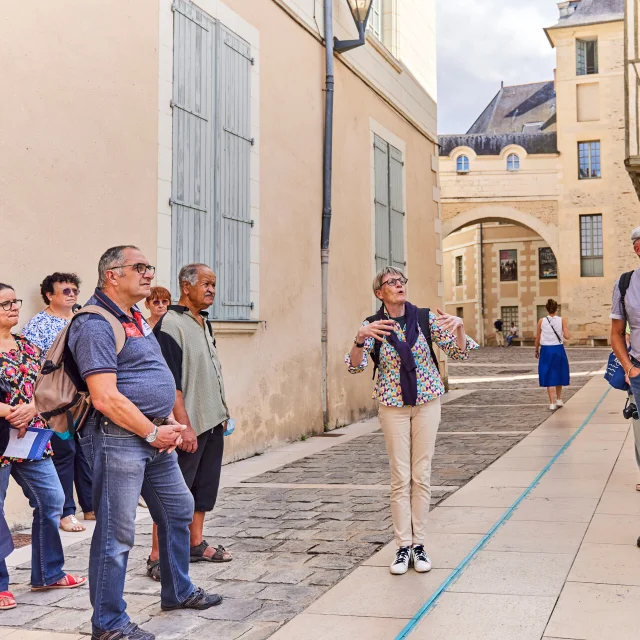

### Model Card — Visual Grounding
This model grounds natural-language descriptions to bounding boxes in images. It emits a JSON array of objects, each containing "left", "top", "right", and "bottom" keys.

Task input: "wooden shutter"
[
  {"left": 170, "top": 0, "right": 215, "bottom": 297},
  {"left": 215, "top": 25, "right": 252, "bottom": 320},
  {"left": 389, "top": 144, "right": 405, "bottom": 269},
  {"left": 374, "top": 135, "right": 390, "bottom": 274}
]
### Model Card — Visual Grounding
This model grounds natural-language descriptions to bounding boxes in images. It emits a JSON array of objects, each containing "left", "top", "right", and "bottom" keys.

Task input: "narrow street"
[{"left": 2, "top": 347, "right": 609, "bottom": 639}]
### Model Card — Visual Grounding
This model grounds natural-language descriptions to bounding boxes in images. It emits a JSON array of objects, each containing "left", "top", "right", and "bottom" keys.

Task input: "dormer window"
[
  {"left": 457, "top": 155, "right": 470, "bottom": 173},
  {"left": 507, "top": 154, "right": 520, "bottom": 171}
]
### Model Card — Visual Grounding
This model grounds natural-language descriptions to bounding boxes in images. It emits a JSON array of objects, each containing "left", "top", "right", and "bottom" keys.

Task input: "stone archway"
[{"left": 442, "top": 205, "right": 559, "bottom": 257}]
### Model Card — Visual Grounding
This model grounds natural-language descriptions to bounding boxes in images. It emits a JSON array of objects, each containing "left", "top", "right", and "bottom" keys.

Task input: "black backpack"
[
  {"left": 619, "top": 270, "right": 634, "bottom": 319},
  {"left": 365, "top": 307, "right": 439, "bottom": 380}
]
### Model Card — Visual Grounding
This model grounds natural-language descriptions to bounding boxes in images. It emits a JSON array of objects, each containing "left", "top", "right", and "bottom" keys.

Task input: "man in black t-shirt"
[{"left": 494, "top": 319, "right": 504, "bottom": 346}]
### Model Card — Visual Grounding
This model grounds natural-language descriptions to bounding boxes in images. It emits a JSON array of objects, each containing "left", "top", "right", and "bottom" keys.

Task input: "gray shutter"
[
  {"left": 374, "top": 135, "right": 390, "bottom": 274},
  {"left": 170, "top": 0, "right": 215, "bottom": 298},
  {"left": 389, "top": 145, "right": 405, "bottom": 269},
  {"left": 215, "top": 25, "right": 252, "bottom": 320}
]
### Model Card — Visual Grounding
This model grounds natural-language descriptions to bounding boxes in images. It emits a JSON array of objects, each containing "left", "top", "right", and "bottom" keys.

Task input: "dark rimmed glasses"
[
  {"left": 0, "top": 299, "right": 22, "bottom": 311},
  {"left": 61, "top": 287, "right": 79, "bottom": 297},
  {"left": 151, "top": 299, "right": 170, "bottom": 307},
  {"left": 382, "top": 277, "right": 408, "bottom": 287},
  {"left": 111, "top": 263, "right": 156, "bottom": 276}
]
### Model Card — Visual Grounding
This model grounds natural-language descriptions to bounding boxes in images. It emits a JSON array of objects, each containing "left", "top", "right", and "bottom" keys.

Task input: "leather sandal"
[
  {"left": 31, "top": 573, "right": 87, "bottom": 591},
  {"left": 0, "top": 591, "right": 16, "bottom": 610},
  {"left": 190, "top": 540, "right": 232, "bottom": 563},
  {"left": 146, "top": 557, "right": 160, "bottom": 582}
]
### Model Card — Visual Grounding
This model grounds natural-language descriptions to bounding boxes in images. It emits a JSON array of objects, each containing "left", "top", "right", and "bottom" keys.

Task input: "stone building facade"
[
  {"left": 441, "top": 0, "right": 640, "bottom": 345},
  {"left": 1, "top": 0, "right": 441, "bottom": 525}
]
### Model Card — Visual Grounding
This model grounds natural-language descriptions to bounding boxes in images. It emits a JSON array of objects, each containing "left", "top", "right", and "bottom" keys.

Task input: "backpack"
[
  {"left": 365, "top": 307, "right": 439, "bottom": 380},
  {"left": 34, "top": 306, "right": 126, "bottom": 433},
  {"left": 604, "top": 270, "right": 634, "bottom": 391}
]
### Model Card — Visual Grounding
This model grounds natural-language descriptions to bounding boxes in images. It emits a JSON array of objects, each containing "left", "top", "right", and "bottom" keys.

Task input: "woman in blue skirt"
[{"left": 535, "top": 299, "right": 570, "bottom": 410}]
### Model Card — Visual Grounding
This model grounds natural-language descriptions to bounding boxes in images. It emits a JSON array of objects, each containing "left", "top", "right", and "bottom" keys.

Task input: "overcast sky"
[{"left": 437, "top": 0, "right": 559, "bottom": 134}]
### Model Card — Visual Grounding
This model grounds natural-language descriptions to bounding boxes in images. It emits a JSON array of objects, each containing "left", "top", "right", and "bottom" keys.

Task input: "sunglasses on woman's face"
[
  {"left": 61, "top": 288, "right": 79, "bottom": 297},
  {"left": 151, "top": 299, "right": 170, "bottom": 307}
]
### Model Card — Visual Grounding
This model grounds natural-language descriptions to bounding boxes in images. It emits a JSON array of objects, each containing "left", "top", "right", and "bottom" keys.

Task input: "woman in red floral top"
[{"left": 0, "top": 283, "right": 85, "bottom": 611}]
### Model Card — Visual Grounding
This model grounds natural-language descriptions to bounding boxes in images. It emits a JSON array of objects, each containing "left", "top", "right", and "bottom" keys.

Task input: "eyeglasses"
[
  {"left": 382, "top": 277, "right": 408, "bottom": 287},
  {"left": 151, "top": 299, "right": 170, "bottom": 307},
  {"left": 61, "top": 288, "right": 79, "bottom": 297},
  {"left": 111, "top": 263, "right": 156, "bottom": 276},
  {"left": 0, "top": 299, "right": 22, "bottom": 311}
]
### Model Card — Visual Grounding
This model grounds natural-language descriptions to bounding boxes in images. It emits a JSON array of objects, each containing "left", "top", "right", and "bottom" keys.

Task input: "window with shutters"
[
  {"left": 576, "top": 38, "right": 598, "bottom": 75},
  {"left": 374, "top": 135, "right": 405, "bottom": 276},
  {"left": 455, "top": 256, "right": 463, "bottom": 286},
  {"left": 170, "top": 0, "right": 253, "bottom": 320}
]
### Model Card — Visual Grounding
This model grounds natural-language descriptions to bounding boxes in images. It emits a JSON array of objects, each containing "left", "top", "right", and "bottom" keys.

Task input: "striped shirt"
[{"left": 154, "top": 306, "right": 229, "bottom": 435}]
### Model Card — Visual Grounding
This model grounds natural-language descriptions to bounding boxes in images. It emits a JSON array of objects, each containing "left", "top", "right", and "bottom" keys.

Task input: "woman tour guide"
[
  {"left": 346, "top": 267, "right": 478, "bottom": 575},
  {"left": 535, "top": 298, "right": 570, "bottom": 411}
]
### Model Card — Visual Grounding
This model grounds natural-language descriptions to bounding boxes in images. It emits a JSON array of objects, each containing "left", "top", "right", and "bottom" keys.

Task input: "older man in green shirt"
[{"left": 146, "top": 263, "right": 232, "bottom": 580}]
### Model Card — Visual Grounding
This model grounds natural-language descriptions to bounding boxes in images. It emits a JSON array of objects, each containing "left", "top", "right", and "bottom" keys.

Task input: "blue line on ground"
[{"left": 394, "top": 387, "right": 611, "bottom": 640}]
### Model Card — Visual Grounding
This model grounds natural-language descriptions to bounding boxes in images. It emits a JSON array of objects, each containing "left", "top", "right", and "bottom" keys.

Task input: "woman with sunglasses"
[
  {"left": 144, "top": 286, "right": 172, "bottom": 329},
  {"left": 22, "top": 272, "right": 94, "bottom": 532},
  {"left": 0, "top": 282, "right": 86, "bottom": 611},
  {"left": 346, "top": 267, "right": 478, "bottom": 576}
]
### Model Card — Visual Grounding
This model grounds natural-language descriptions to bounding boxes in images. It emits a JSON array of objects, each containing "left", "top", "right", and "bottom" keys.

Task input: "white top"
[{"left": 541, "top": 315, "right": 563, "bottom": 345}]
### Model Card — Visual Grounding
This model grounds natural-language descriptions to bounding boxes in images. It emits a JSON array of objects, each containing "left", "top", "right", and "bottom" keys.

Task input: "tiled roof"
[
  {"left": 548, "top": 0, "right": 623, "bottom": 29},
  {"left": 467, "top": 81, "right": 556, "bottom": 135}
]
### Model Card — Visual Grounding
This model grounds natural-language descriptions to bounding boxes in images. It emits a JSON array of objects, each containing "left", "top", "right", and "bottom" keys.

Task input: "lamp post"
[{"left": 321, "top": 0, "right": 373, "bottom": 427}]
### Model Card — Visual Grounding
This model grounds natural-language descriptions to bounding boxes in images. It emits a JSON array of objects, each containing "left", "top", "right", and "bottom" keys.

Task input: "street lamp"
[{"left": 334, "top": 0, "right": 375, "bottom": 53}]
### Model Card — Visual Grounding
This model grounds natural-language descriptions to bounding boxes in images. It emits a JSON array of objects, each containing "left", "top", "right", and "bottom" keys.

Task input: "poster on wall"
[
  {"left": 499, "top": 249, "right": 518, "bottom": 281},
  {"left": 538, "top": 247, "right": 558, "bottom": 279}
]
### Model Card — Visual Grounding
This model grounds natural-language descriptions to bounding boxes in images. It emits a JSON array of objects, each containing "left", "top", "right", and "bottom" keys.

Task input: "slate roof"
[
  {"left": 438, "top": 132, "right": 558, "bottom": 157},
  {"left": 467, "top": 81, "right": 557, "bottom": 135},
  {"left": 547, "top": 0, "right": 623, "bottom": 29}
]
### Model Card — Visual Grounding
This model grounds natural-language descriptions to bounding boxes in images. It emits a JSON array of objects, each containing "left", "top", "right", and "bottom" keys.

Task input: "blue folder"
[{"left": 4, "top": 427, "right": 53, "bottom": 460}]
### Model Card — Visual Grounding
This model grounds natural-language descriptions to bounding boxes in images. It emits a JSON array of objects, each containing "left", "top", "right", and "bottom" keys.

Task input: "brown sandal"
[
  {"left": 190, "top": 541, "right": 232, "bottom": 563},
  {"left": 0, "top": 591, "right": 16, "bottom": 610}
]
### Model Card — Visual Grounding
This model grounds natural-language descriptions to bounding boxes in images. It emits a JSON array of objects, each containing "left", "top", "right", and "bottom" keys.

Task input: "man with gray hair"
[
  {"left": 68, "top": 246, "right": 222, "bottom": 640},
  {"left": 144, "top": 263, "right": 232, "bottom": 582},
  {"left": 610, "top": 227, "right": 640, "bottom": 495}
]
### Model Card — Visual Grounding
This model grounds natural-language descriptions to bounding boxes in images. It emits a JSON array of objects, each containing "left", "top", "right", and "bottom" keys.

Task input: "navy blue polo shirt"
[{"left": 68, "top": 289, "right": 176, "bottom": 418}]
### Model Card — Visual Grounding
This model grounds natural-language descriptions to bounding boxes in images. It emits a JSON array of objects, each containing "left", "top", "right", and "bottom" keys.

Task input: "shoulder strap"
[
  {"left": 418, "top": 308, "right": 440, "bottom": 372},
  {"left": 619, "top": 270, "right": 634, "bottom": 320},
  {"left": 76, "top": 305, "right": 127, "bottom": 354},
  {"left": 546, "top": 316, "right": 562, "bottom": 343}
]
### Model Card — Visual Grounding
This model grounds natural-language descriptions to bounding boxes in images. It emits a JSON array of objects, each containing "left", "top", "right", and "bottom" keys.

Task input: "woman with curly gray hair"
[{"left": 346, "top": 267, "right": 478, "bottom": 575}]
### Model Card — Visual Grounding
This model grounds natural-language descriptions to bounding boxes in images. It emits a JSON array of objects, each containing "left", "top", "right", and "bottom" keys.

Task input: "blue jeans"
[
  {"left": 80, "top": 414, "right": 196, "bottom": 633},
  {"left": 51, "top": 431, "right": 93, "bottom": 517},
  {"left": 0, "top": 458, "right": 66, "bottom": 589}
]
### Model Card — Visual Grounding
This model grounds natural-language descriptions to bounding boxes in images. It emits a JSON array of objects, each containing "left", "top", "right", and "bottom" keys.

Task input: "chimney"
[{"left": 558, "top": 1, "right": 581, "bottom": 19}]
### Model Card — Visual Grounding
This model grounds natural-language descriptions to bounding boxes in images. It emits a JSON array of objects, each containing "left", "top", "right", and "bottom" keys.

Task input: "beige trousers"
[
  {"left": 495, "top": 330, "right": 505, "bottom": 346},
  {"left": 378, "top": 399, "right": 441, "bottom": 548}
]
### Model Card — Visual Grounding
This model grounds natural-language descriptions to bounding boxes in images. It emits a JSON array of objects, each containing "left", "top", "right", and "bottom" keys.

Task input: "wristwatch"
[
  {"left": 354, "top": 336, "right": 365, "bottom": 348},
  {"left": 145, "top": 426, "right": 159, "bottom": 443}
]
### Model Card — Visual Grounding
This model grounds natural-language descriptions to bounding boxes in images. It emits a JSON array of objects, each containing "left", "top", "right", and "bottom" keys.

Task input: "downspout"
[
  {"left": 479, "top": 223, "right": 485, "bottom": 345},
  {"left": 321, "top": 0, "right": 335, "bottom": 429}
]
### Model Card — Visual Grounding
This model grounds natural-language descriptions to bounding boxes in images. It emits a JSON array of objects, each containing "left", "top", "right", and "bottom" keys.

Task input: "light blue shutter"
[
  {"left": 215, "top": 25, "right": 252, "bottom": 320},
  {"left": 170, "top": 0, "right": 215, "bottom": 297},
  {"left": 374, "top": 135, "right": 390, "bottom": 274},
  {"left": 389, "top": 145, "right": 405, "bottom": 269}
]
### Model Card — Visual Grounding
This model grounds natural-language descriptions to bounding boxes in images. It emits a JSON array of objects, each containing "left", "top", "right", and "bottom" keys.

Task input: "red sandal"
[
  {"left": 31, "top": 573, "right": 87, "bottom": 592},
  {"left": 0, "top": 591, "right": 16, "bottom": 611}
]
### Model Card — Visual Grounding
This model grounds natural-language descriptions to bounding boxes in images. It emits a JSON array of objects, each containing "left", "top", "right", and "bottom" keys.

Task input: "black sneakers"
[
  {"left": 92, "top": 622, "right": 155, "bottom": 640},
  {"left": 161, "top": 586, "right": 223, "bottom": 611}
]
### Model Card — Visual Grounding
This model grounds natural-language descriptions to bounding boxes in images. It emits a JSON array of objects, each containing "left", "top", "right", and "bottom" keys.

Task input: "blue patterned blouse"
[{"left": 21, "top": 311, "right": 69, "bottom": 356}]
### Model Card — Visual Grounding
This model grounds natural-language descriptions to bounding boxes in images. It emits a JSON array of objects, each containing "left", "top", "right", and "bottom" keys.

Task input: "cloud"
[{"left": 437, "top": 0, "right": 558, "bottom": 134}]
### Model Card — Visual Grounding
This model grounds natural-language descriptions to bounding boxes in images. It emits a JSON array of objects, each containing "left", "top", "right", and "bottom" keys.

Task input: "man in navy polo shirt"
[{"left": 69, "top": 246, "right": 222, "bottom": 640}]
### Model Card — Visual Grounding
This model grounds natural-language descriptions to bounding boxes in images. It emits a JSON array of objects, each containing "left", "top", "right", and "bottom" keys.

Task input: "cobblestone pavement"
[{"left": 2, "top": 347, "right": 606, "bottom": 639}]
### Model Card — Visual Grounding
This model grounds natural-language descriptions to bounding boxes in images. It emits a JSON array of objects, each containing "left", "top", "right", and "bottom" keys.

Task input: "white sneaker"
[
  {"left": 556, "top": 399, "right": 564, "bottom": 408},
  {"left": 390, "top": 546, "right": 411, "bottom": 575},
  {"left": 549, "top": 404, "right": 556, "bottom": 411},
  {"left": 411, "top": 545, "right": 432, "bottom": 573}
]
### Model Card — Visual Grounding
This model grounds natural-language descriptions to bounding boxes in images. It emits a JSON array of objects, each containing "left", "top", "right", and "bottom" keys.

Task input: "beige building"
[
  {"left": 441, "top": 0, "right": 640, "bottom": 345},
  {"left": 1, "top": 0, "right": 441, "bottom": 525}
]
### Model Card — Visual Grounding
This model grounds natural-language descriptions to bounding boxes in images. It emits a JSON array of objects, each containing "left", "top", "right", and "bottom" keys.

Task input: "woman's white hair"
[{"left": 372, "top": 266, "right": 405, "bottom": 294}]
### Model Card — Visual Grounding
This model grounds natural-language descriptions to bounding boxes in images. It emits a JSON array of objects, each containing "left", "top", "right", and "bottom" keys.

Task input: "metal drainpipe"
[
  {"left": 321, "top": 0, "right": 335, "bottom": 429},
  {"left": 479, "top": 222, "right": 485, "bottom": 345}
]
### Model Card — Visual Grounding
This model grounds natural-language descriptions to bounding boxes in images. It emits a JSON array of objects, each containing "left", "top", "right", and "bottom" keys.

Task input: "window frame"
[
  {"left": 456, "top": 155, "right": 470, "bottom": 173},
  {"left": 368, "top": 0, "right": 382, "bottom": 40},
  {"left": 507, "top": 153, "right": 520, "bottom": 172},
  {"left": 579, "top": 214, "right": 604, "bottom": 277},
  {"left": 578, "top": 140, "right": 601, "bottom": 180},
  {"left": 455, "top": 255, "right": 463, "bottom": 286},
  {"left": 501, "top": 306, "right": 519, "bottom": 335},
  {"left": 576, "top": 38, "right": 598, "bottom": 76}
]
